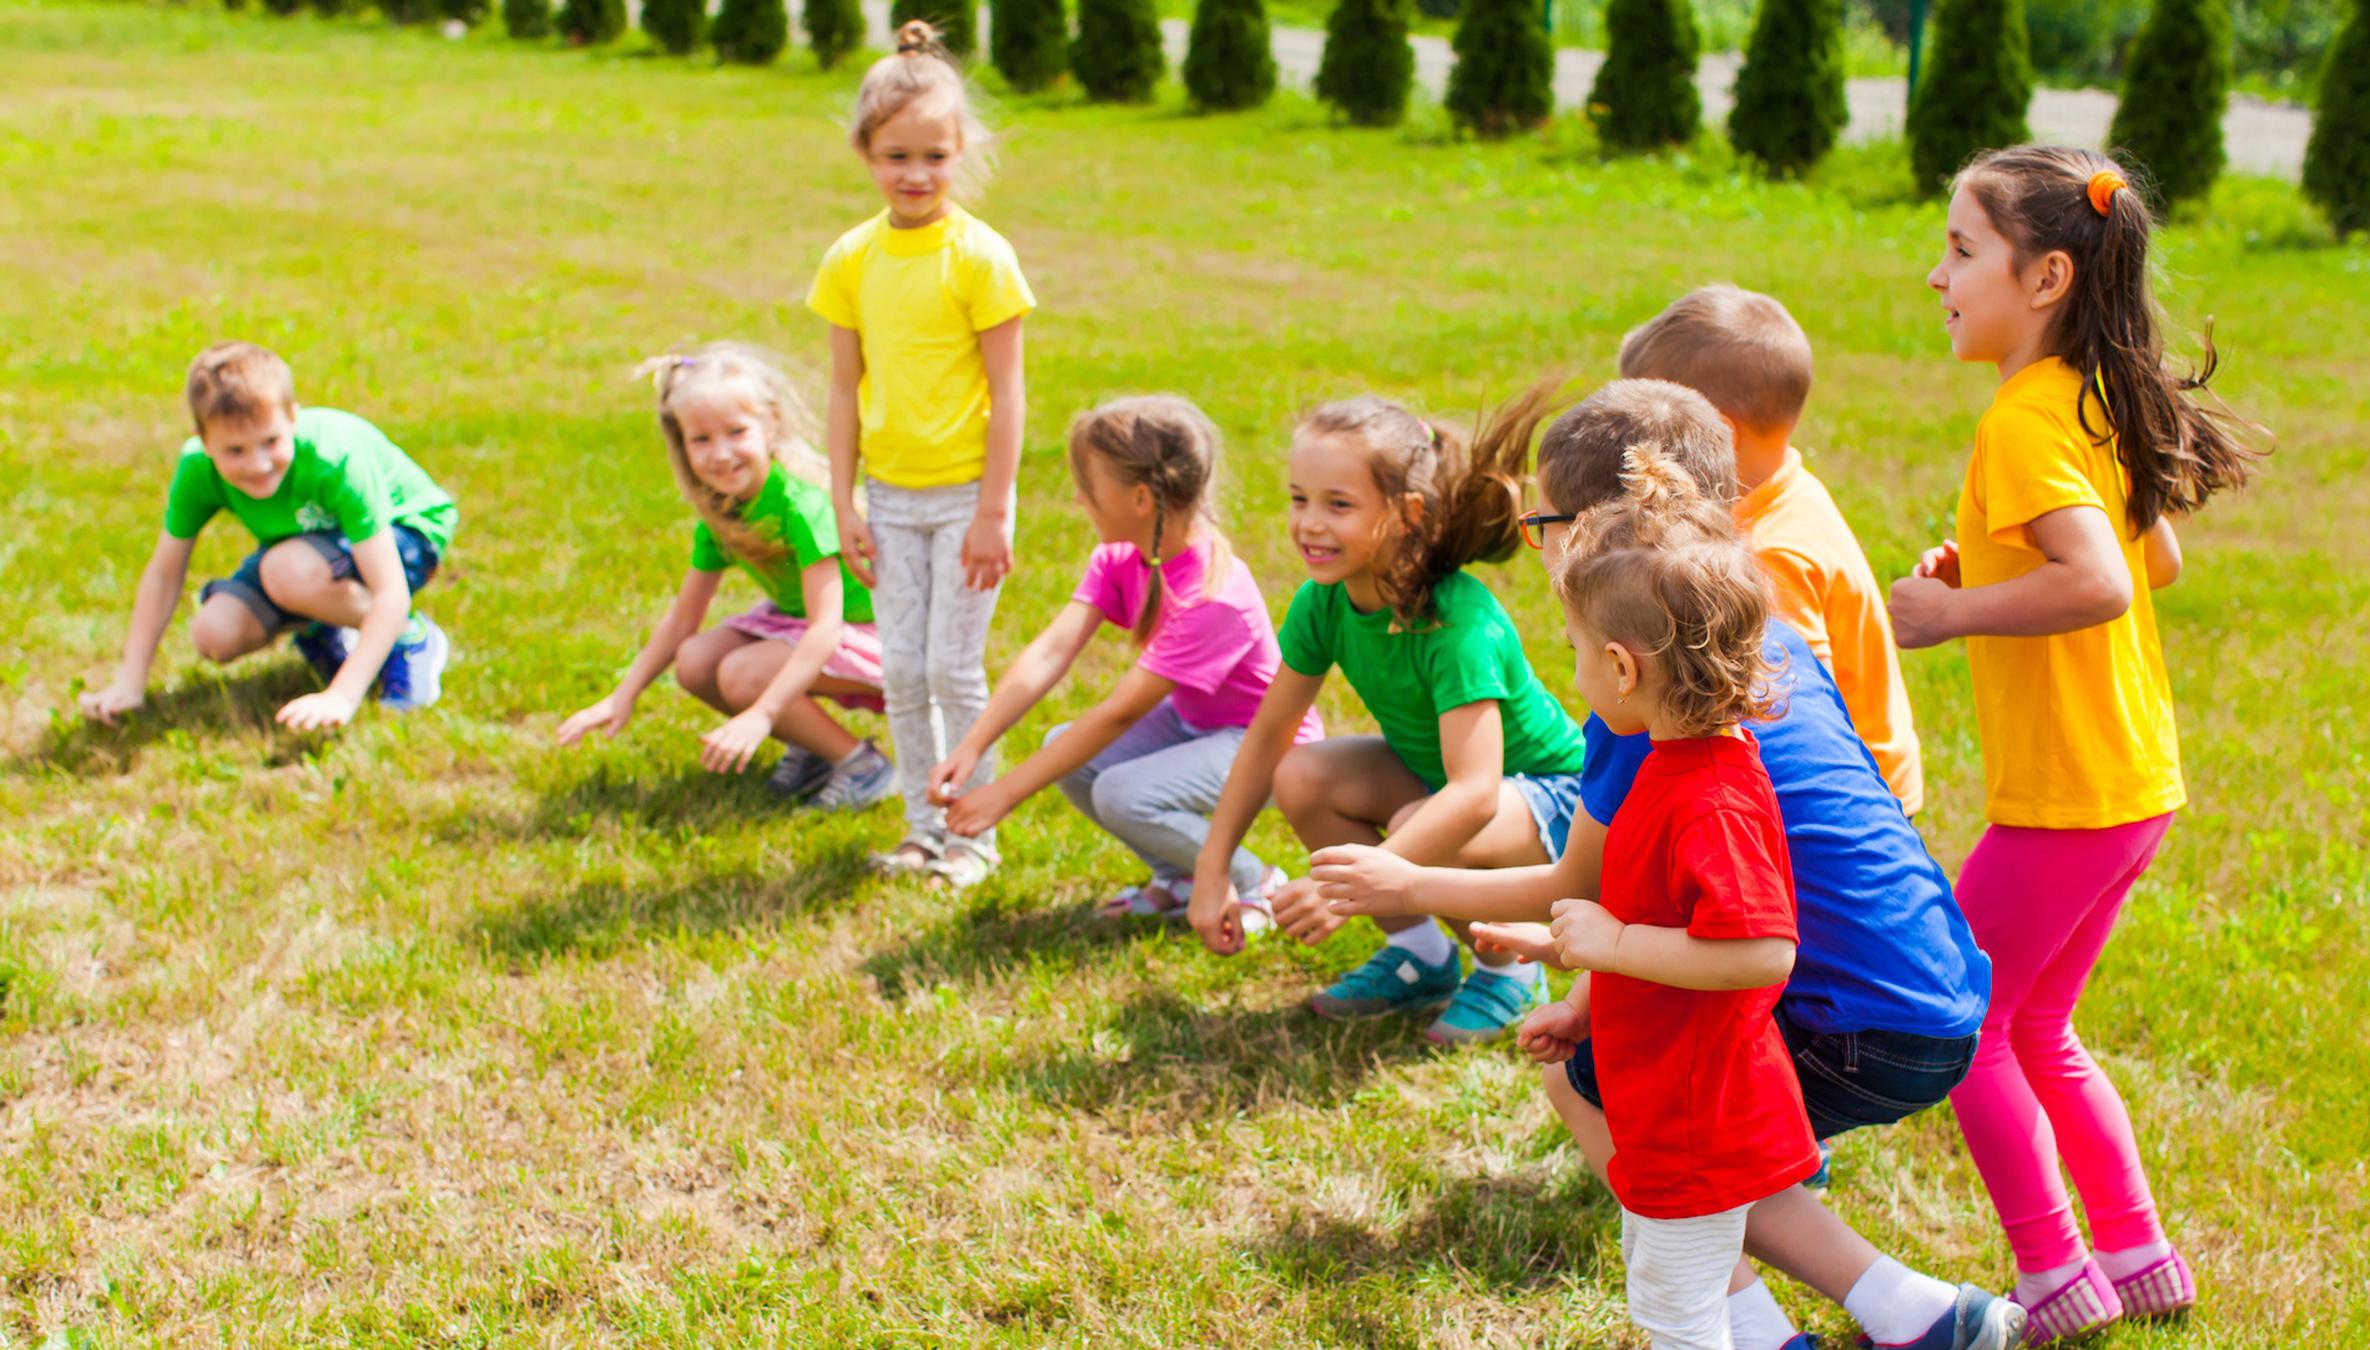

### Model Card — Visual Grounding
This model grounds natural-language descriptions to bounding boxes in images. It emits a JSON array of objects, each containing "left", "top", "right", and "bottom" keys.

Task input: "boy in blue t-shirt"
[
  {"left": 1307, "top": 380, "right": 2020, "bottom": 1350},
  {"left": 77, "top": 343, "right": 456, "bottom": 730}
]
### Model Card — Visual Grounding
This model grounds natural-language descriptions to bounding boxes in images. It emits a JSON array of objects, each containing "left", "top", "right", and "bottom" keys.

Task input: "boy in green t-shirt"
[{"left": 78, "top": 342, "right": 458, "bottom": 730}]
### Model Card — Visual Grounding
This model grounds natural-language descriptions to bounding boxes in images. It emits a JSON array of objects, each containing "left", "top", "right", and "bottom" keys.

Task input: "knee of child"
[
  {"left": 923, "top": 653, "right": 985, "bottom": 706},
  {"left": 1089, "top": 767, "right": 1152, "bottom": 827},
  {"left": 672, "top": 636, "right": 718, "bottom": 695},
  {"left": 190, "top": 607, "right": 252, "bottom": 664},
  {"left": 256, "top": 541, "right": 333, "bottom": 608},
  {"left": 1271, "top": 745, "right": 1327, "bottom": 814}
]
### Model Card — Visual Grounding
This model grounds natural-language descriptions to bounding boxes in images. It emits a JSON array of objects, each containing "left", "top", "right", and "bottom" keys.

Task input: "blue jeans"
[
  {"left": 1562, "top": 1003, "right": 1979, "bottom": 1141},
  {"left": 1510, "top": 770, "right": 1589, "bottom": 860},
  {"left": 202, "top": 525, "right": 440, "bottom": 634}
]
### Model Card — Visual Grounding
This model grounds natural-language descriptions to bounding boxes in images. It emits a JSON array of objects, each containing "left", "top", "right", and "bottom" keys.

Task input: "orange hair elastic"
[{"left": 2087, "top": 170, "right": 2127, "bottom": 216}]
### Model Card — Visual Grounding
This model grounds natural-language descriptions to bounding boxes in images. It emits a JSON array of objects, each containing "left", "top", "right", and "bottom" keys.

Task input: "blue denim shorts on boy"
[
  {"left": 1510, "top": 770, "right": 1589, "bottom": 859},
  {"left": 1563, "top": 1003, "right": 1979, "bottom": 1140},
  {"left": 202, "top": 525, "right": 441, "bottom": 634}
]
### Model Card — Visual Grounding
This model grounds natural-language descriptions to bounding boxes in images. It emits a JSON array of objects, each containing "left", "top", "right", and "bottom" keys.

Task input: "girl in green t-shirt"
[
  {"left": 1191, "top": 379, "right": 1593, "bottom": 1046},
  {"left": 557, "top": 344, "right": 893, "bottom": 810}
]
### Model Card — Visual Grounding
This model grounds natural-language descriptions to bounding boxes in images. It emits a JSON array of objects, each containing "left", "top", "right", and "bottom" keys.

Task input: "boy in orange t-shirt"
[{"left": 1618, "top": 286, "right": 1924, "bottom": 814}]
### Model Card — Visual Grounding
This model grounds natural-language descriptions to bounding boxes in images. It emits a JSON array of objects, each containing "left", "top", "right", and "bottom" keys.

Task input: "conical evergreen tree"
[
  {"left": 1446, "top": 0, "right": 1554, "bottom": 135},
  {"left": 1587, "top": 0, "right": 1701, "bottom": 150},
  {"left": 1314, "top": 0, "right": 1415, "bottom": 126},
  {"left": 556, "top": 0, "right": 626, "bottom": 41},
  {"left": 894, "top": 0, "right": 980, "bottom": 55},
  {"left": 1728, "top": 0, "right": 1847, "bottom": 173},
  {"left": 713, "top": 0, "right": 788, "bottom": 60},
  {"left": 805, "top": 0, "right": 864, "bottom": 67},
  {"left": 504, "top": 0, "right": 553, "bottom": 35},
  {"left": 994, "top": 0, "right": 1070, "bottom": 90},
  {"left": 641, "top": 0, "right": 706, "bottom": 53},
  {"left": 1905, "top": 0, "right": 2033, "bottom": 192},
  {"left": 1185, "top": 0, "right": 1277, "bottom": 109},
  {"left": 2305, "top": 0, "right": 2370, "bottom": 233},
  {"left": 2108, "top": 0, "right": 2230, "bottom": 209},
  {"left": 261, "top": 0, "right": 304, "bottom": 14},
  {"left": 1071, "top": 0, "right": 1164, "bottom": 100}
]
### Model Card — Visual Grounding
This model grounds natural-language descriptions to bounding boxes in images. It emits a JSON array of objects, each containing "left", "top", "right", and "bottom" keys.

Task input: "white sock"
[
  {"left": 1845, "top": 1256, "right": 1960, "bottom": 1346},
  {"left": 2094, "top": 1240, "right": 2172, "bottom": 1282},
  {"left": 1473, "top": 951, "right": 1541, "bottom": 983},
  {"left": 1726, "top": 1278, "right": 1799, "bottom": 1350},
  {"left": 2012, "top": 1256, "right": 2089, "bottom": 1309},
  {"left": 1382, "top": 921, "right": 1455, "bottom": 966}
]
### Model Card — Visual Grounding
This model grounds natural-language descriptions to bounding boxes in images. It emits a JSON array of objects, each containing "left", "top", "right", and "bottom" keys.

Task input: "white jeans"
[
  {"left": 866, "top": 478, "right": 1008, "bottom": 842},
  {"left": 1620, "top": 1201, "right": 1753, "bottom": 1350}
]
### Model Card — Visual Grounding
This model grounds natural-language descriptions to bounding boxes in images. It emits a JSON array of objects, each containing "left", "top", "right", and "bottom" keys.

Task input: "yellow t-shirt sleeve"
[
  {"left": 960, "top": 233, "right": 1036, "bottom": 333},
  {"left": 805, "top": 236, "right": 861, "bottom": 330},
  {"left": 1756, "top": 546, "right": 1834, "bottom": 667},
  {"left": 1977, "top": 403, "right": 2107, "bottom": 551}
]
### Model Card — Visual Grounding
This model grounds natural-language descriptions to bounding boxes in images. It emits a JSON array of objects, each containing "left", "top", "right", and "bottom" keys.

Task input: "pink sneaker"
[
  {"left": 2110, "top": 1251, "right": 2196, "bottom": 1319},
  {"left": 2015, "top": 1259, "right": 2122, "bottom": 1345}
]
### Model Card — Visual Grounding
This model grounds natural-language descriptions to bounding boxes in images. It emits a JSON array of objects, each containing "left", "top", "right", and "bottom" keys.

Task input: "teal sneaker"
[
  {"left": 1424, "top": 964, "right": 1547, "bottom": 1045},
  {"left": 1308, "top": 944, "right": 1461, "bottom": 1020}
]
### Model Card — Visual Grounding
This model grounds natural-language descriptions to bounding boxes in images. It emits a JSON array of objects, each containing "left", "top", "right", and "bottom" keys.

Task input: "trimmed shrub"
[
  {"left": 382, "top": 0, "right": 439, "bottom": 20},
  {"left": 2305, "top": 0, "right": 2370, "bottom": 232},
  {"left": 995, "top": 0, "right": 1070, "bottom": 89},
  {"left": 1314, "top": 0, "right": 1416, "bottom": 125},
  {"left": 1185, "top": 0, "right": 1277, "bottom": 109},
  {"left": 1071, "top": 0, "right": 1164, "bottom": 100},
  {"left": 555, "top": 0, "right": 626, "bottom": 41},
  {"left": 894, "top": 0, "right": 981, "bottom": 55},
  {"left": 1446, "top": 0, "right": 1555, "bottom": 135},
  {"left": 642, "top": 0, "right": 706, "bottom": 52},
  {"left": 503, "top": 0, "right": 553, "bottom": 34},
  {"left": 805, "top": 0, "right": 864, "bottom": 66},
  {"left": 714, "top": 0, "right": 789, "bottom": 60},
  {"left": 2109, "top": 0, "right": 2231, "bottom": 208},
  {"left": 261, "top": 0, "right": 307, "bottom": 15},
  {"left": 309, "top": 0, "right": 353, "bottom": 17},
  {"left": 1906, "top": 0, "right": 2033, "bottom": 191},
  {"left": 2024, "top": 0, "right": 2146, "bottom": 83},
  {"left": 1729, "top": 0, "right": 1847, "bottom": 172},
  {"left": 1587, "top": 0, "right": 1702, "bottom": 150},
  {"left": 439, "top": 0, "right": 490, "bottom": 22}
]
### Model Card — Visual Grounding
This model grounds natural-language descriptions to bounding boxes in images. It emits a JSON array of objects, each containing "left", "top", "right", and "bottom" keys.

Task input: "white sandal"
[
  {"left": 928, "top": 838, "right": 1001, "bottom": 889},
  {"left": 1095, "top": 878, "right": 1193, "bottom": 921},
  {"left": 868, "top": 833, "right": 942, "bottom": 878}
]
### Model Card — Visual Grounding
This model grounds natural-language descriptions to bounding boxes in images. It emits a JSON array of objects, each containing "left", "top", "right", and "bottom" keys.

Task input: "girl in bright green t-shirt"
[
  {"left": 557, "top": 344, "right": 894, "bottom": 810},
  {"left": 1191, "top": 379, "right": 1593, "bottom": 1047}
]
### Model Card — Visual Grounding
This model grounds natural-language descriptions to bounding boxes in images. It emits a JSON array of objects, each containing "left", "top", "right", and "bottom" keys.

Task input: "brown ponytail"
[
  {"left": 1959, "top": 145, "right": 2268, "bottom": 535},
  {"left": 1067, "top": 396, "right": 1234, "bottom": 646}
]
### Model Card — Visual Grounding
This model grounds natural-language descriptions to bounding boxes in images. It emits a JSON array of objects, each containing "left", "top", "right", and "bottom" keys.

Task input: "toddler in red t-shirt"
[{"left": 1516, "top": 446, "right": 1820, "bottom": 1350}]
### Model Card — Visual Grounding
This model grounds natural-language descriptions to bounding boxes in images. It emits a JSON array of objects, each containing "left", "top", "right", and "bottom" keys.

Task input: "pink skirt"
[{"left": 720, "top": 602, "right": 888, "bottom": 712}]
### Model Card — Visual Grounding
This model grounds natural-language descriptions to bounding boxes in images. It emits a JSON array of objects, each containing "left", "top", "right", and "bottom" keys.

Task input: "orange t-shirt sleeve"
[
  {"left": 1977, "top": 403, "right": 2106, "bottom": 551},
  {"left": 1756, "top": 546, "right": 1833, "bottom": 667}
]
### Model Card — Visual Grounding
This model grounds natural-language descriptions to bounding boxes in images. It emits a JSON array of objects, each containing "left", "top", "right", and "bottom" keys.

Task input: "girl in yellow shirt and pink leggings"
[{"left": 1890, "top": 145, "right": 2264, "bottom": 1346}]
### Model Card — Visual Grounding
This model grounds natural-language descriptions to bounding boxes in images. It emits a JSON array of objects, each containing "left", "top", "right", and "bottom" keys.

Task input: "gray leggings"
[
  {"left": 868, "top": 478, "right": 1006, "bottom": 842},
  {"left": 1052, "top": 699, "right": 1269, "bottom": 899}
]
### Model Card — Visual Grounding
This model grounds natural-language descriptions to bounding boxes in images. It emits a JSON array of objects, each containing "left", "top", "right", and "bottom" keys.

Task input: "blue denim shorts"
[
  {"left": 1510, "top": 770, "right": 1589, "bottom": 860},
  {"left": 1561, "top": 1003, "right": 1978, "bottom": 1141},
  {"left": 201, "top": 525, "right": 439, "bottom": 634}
]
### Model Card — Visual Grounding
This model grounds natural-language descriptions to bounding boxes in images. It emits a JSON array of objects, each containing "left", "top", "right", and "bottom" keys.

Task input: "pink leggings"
[{"left": 1948, "top": 813, "right": 2174, "bottom": 1272}]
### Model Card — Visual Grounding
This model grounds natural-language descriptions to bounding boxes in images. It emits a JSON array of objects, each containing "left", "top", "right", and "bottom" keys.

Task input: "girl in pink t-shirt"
[{"left": 927, "top": 396, "right": 1320, "bottom": 926}]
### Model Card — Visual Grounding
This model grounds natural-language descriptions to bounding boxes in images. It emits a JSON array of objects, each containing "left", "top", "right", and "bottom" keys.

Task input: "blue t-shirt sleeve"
[{"left": 1577, "top": 713, "right": 1651, "bottom": 825}]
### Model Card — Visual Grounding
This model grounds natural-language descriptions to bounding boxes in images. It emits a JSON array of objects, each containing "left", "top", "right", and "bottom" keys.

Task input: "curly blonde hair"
[
  {"left": 1552, "top": 446, "right": 1777, "bottom": 738},
  {"left": 645, "top": 342, "right": 828, "bottom": 567}
]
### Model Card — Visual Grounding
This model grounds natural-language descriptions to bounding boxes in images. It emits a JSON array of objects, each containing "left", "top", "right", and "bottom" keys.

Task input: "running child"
[
  {"left": 1617, "top": 285, "right": 1924, "bottom": 813},
  {"left": 78, "top": 341, "right": 454, "bottom": 730},
  {"left": 810, "top": 20, "right": 1034, "bottom": 888},
  {"left": 555, "top": 344, "right": 892, "bottom": 806},
  {"left": 1892, "top": 145, "right": 2264, "bottom": 1342},
  {"left": 1188, "top": 383, "right": 1591, "bottom": 1046},
  {"left": 925, "top": 397, "right": 1321, "bottom": 922}
]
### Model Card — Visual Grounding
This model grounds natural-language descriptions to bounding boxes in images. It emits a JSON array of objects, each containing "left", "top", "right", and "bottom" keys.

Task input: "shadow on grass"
[
  {"left": 430, "top": 757, "right": 815, "bottom": 845},
  {"left": 1250, "top": 1164, "right": 1618, "bottom": 1300},
  {"left": 13, "top": 660, "right": 322, "bottom": 777},
  {"left": 860, "top": 890, "right": 1150, "bottom": 1001},
  {"left": 465, "top": 849, "right": 871, "bottom": 964}
]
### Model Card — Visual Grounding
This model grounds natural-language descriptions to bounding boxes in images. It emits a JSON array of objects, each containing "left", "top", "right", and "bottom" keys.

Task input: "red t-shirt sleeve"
[{"left": 1672, "top": 808, "right": 1798, "bottom": 943}]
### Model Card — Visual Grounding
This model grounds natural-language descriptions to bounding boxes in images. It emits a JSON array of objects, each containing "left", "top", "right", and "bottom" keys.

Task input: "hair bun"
[{"left": 895, "top": 18, "right": 941, "bottom": 53}]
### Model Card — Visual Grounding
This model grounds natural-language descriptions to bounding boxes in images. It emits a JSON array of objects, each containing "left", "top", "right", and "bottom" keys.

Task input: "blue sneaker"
[
  {"left": 292, "top": 623, "right": 352, "bottom": 686},
  {"left": 1424, "top": 963, "right": 1548, "bottom": 1044},
  {"left": 1308, "top": 944, "right": 1461, "bottom": 1019},
  {"left": 1782, "top": 1337, "right": 1825, "bottom": 1349},
  {"left": 808, "top": 740, "right": 896, "bottom": 812},
  {"left": 378, "top": 615, "right": 450, "bottom": 713},
  {"left": 1858, "top": 1284, "right": 2027, "bottom": 1350}
]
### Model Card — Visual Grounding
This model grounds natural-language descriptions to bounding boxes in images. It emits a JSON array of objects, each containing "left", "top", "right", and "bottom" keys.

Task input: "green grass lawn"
[{"left": 3, "top": 4, "right": 2366, "bottom": 1344}]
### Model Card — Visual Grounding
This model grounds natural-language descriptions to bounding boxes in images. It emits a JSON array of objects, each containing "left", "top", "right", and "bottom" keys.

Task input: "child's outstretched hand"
[
  {"left": 1914, "top": 538, "right": 1961, "bottom": 587},
  {"left": 1309, "top": 844, "right": 1421, "bottom": 918},
  {"left": 1186, "top": 870, "right": 1244, "bottom": 957},
  {"left": 556, "top": 694, "right": 633, "bottom": 747},
  {"left": 926, "top": 748, "right": 982, "bottom": 807},
  {"left": 1887, "top": 573, "right": 1958, "bottom": 650},
  {"left": 698, "top": 707, "right": 773, "bottom": 774},
  {"left": 961, "top": 511, "right": 1013, "bottom": 592},
  {"left": 1471, "top": 921, "right": 1561, "bottom": 967},
  {"left": 276, "top": 690, "right": 358, "bottom": 732},
  {"left": 942, "top": 783, "right": 1012, "bottom": 838},
  {"left": 837, "top": 513, "right": 879, "bottom": 590},
  {"left": 78, "top": 681, "right": 146, "bottom": 727},
  {"left": 1549, "top": 897, "right": 1624, "bottom": 973},
  {"left": 1514, "top": 999, "right": 1587, "bottom": 1065},
  {"left": 1268, "top": 875, "right": 1345, "bottom": 946}
]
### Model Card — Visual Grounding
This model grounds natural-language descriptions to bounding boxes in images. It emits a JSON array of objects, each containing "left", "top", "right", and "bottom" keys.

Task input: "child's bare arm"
[
  {"left": 1891, "top": 505, "right": 2131, "bottom": 647},
  {"left": 945, "top": 664, "right": 1174, "bottom": 837},
  {"left": 81, "top": 532, "right": 195, "bottom": 724},
  {"left": 2143, "top": 516, "right": 2182, "bottom": 589},
  {"left": 1551, "top": 897, "right": 1796, "bottom": 990},
  {"left": 823, "top": 326, "right": 874, "bottom": 588},
  {"left": 1369, "top": 699, "right": 1509, "bottom": 863},
  {"left": 929, "top": 600, "right": 1105, "bottom": 806},
  {"left": 558, "top": 569, "right": 721, "bottom": 746},
  {"left": 1313, "top": 811, "right": 1608, "bottom": 926},
  {"left": 698, "top": 561, "right": 848, "bottom": 775},
  {"left": 1188, "top": 667, "right": 1324, "bottom": 954},
  {"left": 964, "top": 316, "right": 1025, "bottom": 591},
  {"left": 278, "top": 529, "right": 409, "bottom": 730}
]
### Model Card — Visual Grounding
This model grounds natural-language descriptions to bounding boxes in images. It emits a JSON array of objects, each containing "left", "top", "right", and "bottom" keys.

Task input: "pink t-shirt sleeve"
[
  {"left": 1071, "top": 543, "right": 1138, "bottom": 629},
  {"left": 1141, "top": 600, "right": 1260, "bottom": 696}
]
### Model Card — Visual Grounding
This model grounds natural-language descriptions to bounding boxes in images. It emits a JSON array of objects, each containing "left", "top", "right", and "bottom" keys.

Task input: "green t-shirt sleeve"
[
  {"left": 1277, "top": 582, "right": 1333, "bottom": 677},
  {"left": 323, "top": 438, "right": 394, "bottom": 543},
  {"left": 690, "top": 521, "right": 728, "bottom": 572},
  {"left": 162, "top": 445, "right": 221, "bottom": 539},
  {"left": 781, "top": 478, "right": 842, "bottom": 570},
  {"left": 1419, "top": 602, "right": 1518, "bottom": 714}
]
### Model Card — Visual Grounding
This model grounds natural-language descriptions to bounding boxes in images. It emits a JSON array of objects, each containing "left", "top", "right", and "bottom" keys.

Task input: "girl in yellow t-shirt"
[
  {"left": 808, "top": 21, "right": 1036, "bottom": 888},
  {"left": 1889, "top": 145, "right": 2264, "bottom": 1343}
]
